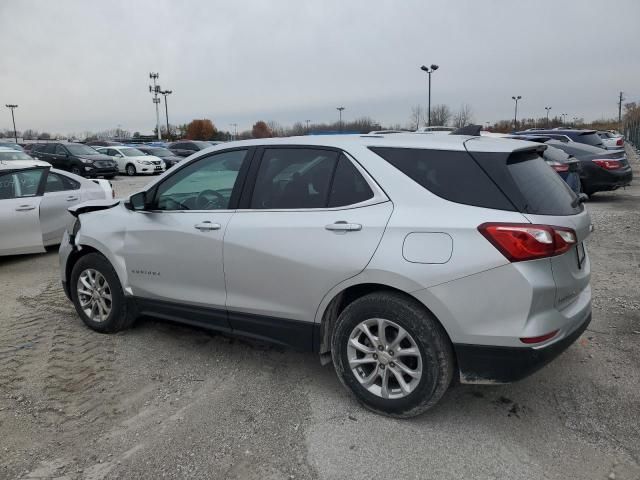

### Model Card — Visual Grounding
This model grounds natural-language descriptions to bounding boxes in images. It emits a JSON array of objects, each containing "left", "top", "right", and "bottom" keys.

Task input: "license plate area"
[{"left": 576, "top": 242, "right": 586, "bottom": 269}]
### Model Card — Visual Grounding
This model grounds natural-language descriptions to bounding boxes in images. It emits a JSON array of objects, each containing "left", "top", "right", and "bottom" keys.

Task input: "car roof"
[{"left": 213, "top": 133, "right": 540, "bottom": 154}]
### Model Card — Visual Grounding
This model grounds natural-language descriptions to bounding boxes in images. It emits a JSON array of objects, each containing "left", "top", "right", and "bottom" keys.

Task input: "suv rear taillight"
[
  {"left": 548, "top": 161, "right": 569, "bottom": 173},
  {"left": 593, "top": 159, "right": 622, "bottom": 170},
  {"left": 478, "top": 223, "right": 577, "bottom": 262}
]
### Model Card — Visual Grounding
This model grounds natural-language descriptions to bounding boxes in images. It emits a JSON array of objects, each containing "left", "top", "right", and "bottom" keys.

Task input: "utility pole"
[
  {"left": 160, "top": 90, "right": 172, "bottom": 140},
  {"left": 511, "top": 96, "right": 522, "bottom": 131},
  {"left": 5, "top": 104, "right": 18, "bottom": 143},
  {"left": 618, "top": 91, "right": 624, "bottom": 127},
  {"left": 149, "top": 73, "right": 161, "bottom": 140},
  {"left": 305, "top": 119, "right": 311, "bottom": 133},
  {"left": 420, "top": 64, "right": 439, "bottom": 126},
  {"left": 545, "top": 106, "right": 552, "bottom": 127},
  {"left": 337, "top": 107, "right": 345, "bottom": 132}
]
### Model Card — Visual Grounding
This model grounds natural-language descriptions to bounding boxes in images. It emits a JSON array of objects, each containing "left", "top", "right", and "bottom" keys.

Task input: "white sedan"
[
  {"left": 96, "top": 146, "right": 165, "bottom": 176},
  {"left": 0, "top": 160, "right": 113, "bottom": 256}
]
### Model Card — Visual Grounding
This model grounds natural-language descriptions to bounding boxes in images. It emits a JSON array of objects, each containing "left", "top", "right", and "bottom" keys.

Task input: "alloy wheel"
[
  {"left": 347, "top": 318, "right": 423, "bottom": 399},
  {"left": 76, "top": 268, "right": 112, "bottom": 322}
]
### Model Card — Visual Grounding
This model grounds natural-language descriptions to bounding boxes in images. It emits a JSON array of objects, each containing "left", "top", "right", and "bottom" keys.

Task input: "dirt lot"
[{"left": 1, "top": 152, "right": 639, "bottom": 480}]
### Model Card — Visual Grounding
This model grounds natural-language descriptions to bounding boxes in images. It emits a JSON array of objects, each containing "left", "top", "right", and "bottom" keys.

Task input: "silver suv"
[{"left": 59, "top": 134, "right": 592, "bottom": 417}]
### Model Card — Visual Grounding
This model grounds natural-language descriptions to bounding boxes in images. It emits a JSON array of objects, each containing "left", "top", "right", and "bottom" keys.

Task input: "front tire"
[
  {"left": 126, "top": 164, "right": 136, "bottom": 176},
  {"left": 70, "top": 253, "right": 133, "bottom": 333},
  {"left": 331, "top": 292, "right": 454, "bottom": 418},
  {"left": 71, "top": 165, "right": 83, "bottom": 177}
]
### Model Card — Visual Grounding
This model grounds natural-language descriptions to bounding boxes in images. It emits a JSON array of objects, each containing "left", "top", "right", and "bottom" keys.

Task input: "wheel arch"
[{"left": 315, "top": 280, "right": 456, "bottom": 363}]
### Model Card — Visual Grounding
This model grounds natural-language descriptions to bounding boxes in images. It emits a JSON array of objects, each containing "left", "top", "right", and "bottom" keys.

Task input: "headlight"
[
  {"left": 137, "top": 160, "right": 151, "bottom": 165},
  {"left": 80, "top": 158, "right": 93, "bottom": 164}
]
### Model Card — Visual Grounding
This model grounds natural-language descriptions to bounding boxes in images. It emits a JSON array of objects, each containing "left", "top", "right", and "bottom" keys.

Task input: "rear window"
[
  {"left": 369, "top": 147, "right": 514, "bottom": 211},
  {"left": 577, "top": 132, "right": 604, "bottom": 147},
  {"left": 505, "top": 151, "right": 580, "bottom": 215}
]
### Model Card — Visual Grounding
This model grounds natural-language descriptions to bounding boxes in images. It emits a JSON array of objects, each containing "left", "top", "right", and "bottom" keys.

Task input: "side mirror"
[
  {"left": 127, "top": 191, "right": 149, "bottom": 211},
  {"left": 115, "top": 153, "right": 123, "bottom": 158}
]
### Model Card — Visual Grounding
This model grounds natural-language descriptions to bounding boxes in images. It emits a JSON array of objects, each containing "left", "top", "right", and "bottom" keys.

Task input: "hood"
[{"left": 79, "top": 154, "right": 115, "bottom": 162}]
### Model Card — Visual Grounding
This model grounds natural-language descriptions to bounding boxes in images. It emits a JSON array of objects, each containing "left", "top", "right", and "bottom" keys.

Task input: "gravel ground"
[{"left": 0, "top": 151, "right": 639, "bottom": 480}]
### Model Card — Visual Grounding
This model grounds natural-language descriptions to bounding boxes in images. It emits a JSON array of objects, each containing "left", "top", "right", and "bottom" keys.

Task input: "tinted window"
[
  {"left": 370, "top": 147, "right": 514, "bottom": 211},
  {"left": 43, "top": 144, "right": 56, "bottom": 154},
  {"left": 0, "top": 172, "right": 16, "bottom": 199},
  {"left": 507, "top": 153, "right": 579, "bottom": 215},
  {"left": 576, "top": 132, "right": 604, "bottom": 147},
  {"left": 45, "top": 172, "right": 80, "bottom": 192},
  {"left": 547, "top": 140, "right": 605, "bottom": 157},
  {"left": 155, "top": 149, "right": 248, "bottom": 210},
  {"left": 328, "top": 155, "right": 374, "bottom": 207},
  {"left": 251, "top": 148, "right": 338, "bottom": 209},
  {"left": 66, "top": 144, "right": 99, "bottom": 156},
  {"left": 55, "top": 145, "right": 67, "bottom": 155}
]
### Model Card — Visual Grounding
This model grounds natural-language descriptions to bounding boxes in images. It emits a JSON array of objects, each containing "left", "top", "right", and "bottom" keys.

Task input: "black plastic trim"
[{"left": 454, "top": 313, "right": 591, "bottom": 384}]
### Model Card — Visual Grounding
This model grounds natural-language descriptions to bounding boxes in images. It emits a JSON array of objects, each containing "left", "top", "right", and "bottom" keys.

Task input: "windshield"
[
  {"left": 146, "top": 148, "right": 172, "bottom": 157},
  {"left": 66, "top": 144, "right": 100, "bottom": 155},
  {"left": 121, "top": 148, "right": 145, "bottom": 157},
  {"left": 543, "top": 146, "right": 571, "bottom": 163},
  {"left": 0, "top": 143, "right": 24, "bottom": 151},
  {"left": 578, "top": 132, "right": 605, "bottom": 147},
  {"left": 193, "top": 141, "right": 212, "bottom": 148},
  {"left": 0, "top": 151, "right": 32, "bottom": 161}
]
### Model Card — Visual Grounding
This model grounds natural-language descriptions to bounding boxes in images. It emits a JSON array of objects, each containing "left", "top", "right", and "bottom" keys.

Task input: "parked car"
[
  {"left": 514, "top": 129, "right": 605, "bottom": 149},
  {"left": 60, "top": 134, "right": 592, "bottom": 417},
  {"left": 545, "top": 140, "right": 632, "bottom": 196},
  {"left": 96, "top": 146, "right": 165, "bottom": 176},
  {"left": 135, "top": 146, "right": 183, "bottom": 169},
  {"left": 0, "top": 161, "right": 113, "bottom": 256},
  {"left": 167, "top": 140, "right": 212, "bottom": 157},
  {"left": 31, "top": 143, "right": 118, "bottom": 178},
  {"left": 0, "top": 142, "right": 24, "bottom": 151},
  {"left": 597, "top": 131, "right": 624, "bottom": 150}
]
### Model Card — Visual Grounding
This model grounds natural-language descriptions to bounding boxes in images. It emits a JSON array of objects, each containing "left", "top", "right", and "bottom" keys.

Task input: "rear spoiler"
[{"left": 68, "top": 199, "right": 120, "bottom": 217}]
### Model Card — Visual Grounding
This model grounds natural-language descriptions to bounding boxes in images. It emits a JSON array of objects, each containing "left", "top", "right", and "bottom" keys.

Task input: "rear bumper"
[
  {"left": 581, "top": 166, "right": 632, "bottom": 192},
  {"left": 454, "top": 311, "right": 591, "bottom": 384}
]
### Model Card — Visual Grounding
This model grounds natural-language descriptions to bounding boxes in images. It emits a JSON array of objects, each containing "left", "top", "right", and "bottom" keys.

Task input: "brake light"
[
  {"left": 593, "top": 159, "right": 621, "bottom": 170},
  {"left": 478, "top": 223, "right": 577, "bottom": 262},
  {"left": 548, "top": 162, "right": 569, "bottom": 172},
  {"left": 616, "top": 138, "right": 623, "bottom": 146},
  {"left": 520, "top": 330, "right": 559, "bottom": 344}
]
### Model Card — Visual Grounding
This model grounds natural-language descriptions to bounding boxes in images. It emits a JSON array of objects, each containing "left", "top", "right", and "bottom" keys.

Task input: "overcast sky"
[{"left": 1, "top": 0, "right": 639, "bottom": 135}]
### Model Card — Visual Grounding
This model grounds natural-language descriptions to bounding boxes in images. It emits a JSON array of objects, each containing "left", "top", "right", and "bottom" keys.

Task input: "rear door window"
[
  {"left": 369, "top": 147, "right": 514, "bottom": 211},
  {"left": 328, "top": 155, "right": 374, "bottom": 207},
  {"left": 577, "top": 132, "right": 604, "bottom": 147},
  {"left": 251, "top": 148, "right": 338, "bottom": 209}
]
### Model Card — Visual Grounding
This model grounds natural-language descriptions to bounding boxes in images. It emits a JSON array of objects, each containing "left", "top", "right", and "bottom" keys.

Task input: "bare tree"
[
  {"left": 409, "top": 105, "right": 423, "bottom": 130},
  {"left": 453, "top": 104, "right": 474, "bottom": 128},
  {"left": 428, "top": 104, "right": 452, "bottom": 127}
]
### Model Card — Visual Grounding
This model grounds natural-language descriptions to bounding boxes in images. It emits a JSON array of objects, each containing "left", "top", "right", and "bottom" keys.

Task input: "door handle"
[
  {"left": 325, "top": 221, "right": 362, "bottom": 232},
  {"left": 66, "top": 196, "right": 79, "bottom": 201},
  {"left": 194, "top": 221, "right": 221, "bottom": 231},
  {"left": 15, "top": 205, "right": 36, "bottom": 212}
]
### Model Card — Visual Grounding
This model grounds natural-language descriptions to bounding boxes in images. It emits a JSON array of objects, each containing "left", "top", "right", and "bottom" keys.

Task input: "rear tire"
[
  {"left": 70, "top": 253, "right": 133, "bottom": 333},
  {"left": 126, "top": 164, "right": 136, "bottom": 176},
  {"left": 331, "top": 292, "right": 454, "bottom": 418}
]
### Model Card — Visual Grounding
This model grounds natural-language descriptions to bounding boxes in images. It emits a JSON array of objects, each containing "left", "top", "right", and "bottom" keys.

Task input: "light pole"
[
  {"left": 545, "top": 106, "right": 552, "bottom": 127},
  {"left": 149, "top": 73, "right": 161, "bottom": 140},
  {"left": 561, "top": 113, "right": 567, "bottom": 126},
  {"left": 420, "top": 64, "right": 439, "bottom": 126},
  {"left": 230, "top": 123, "right": 238, "bottom": 140},
  {"left": 305, "top": 119, "right": 311, "bottom": 133},
  {"left": 160, "top": 90, "right": 172, "bottom": 140},
  {"left": 5, "top": 104, "right": 18, "bottom": 143},
  {"left": 511, "top": 96, "right": 522, "bottom": 131},
  {"left": 336, "top": 107, "right": 345, "bottom": 132}
]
